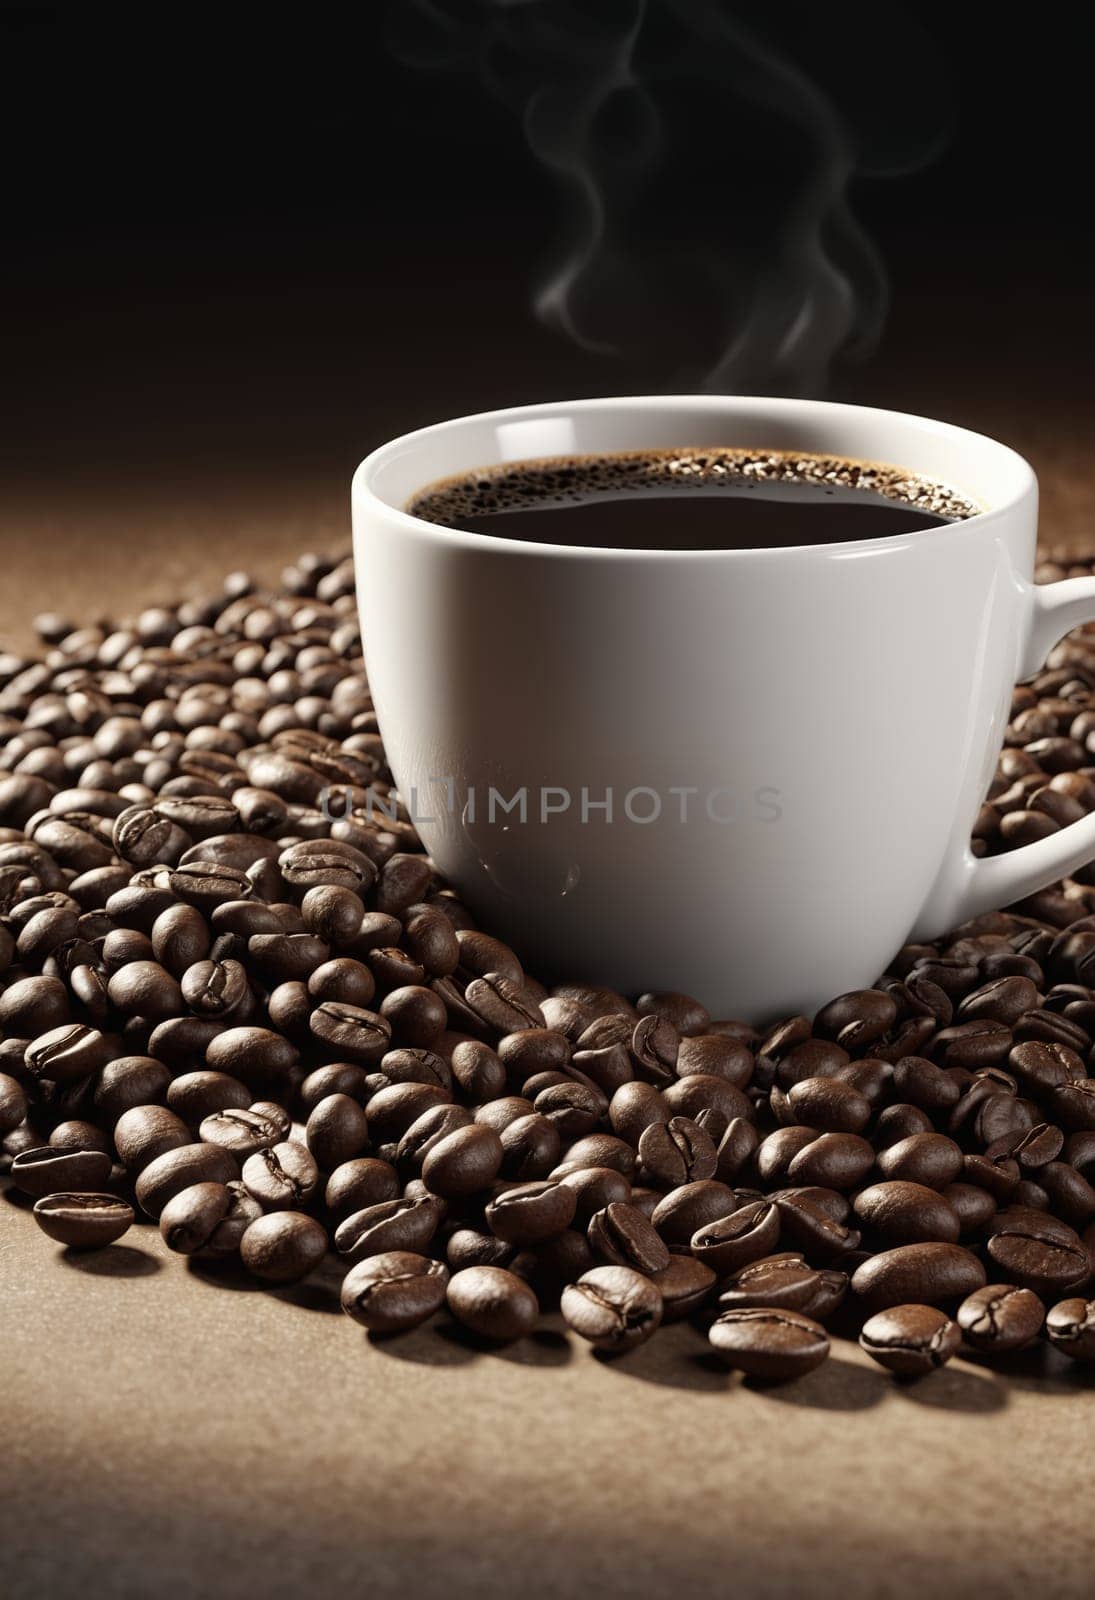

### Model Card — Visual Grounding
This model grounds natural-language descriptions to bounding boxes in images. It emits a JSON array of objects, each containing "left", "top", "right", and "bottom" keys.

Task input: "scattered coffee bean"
[
  {"left": 240, "top": 1211, "right": 328, "bottom": 1283},
  {"left": 445, "top": 1265, "right": 540, "bottom": 1341},
  {"left": 859, "top": 1304, "right": 961, "bottom": 1375},
  {"left": 561, "top": 1265, "right": 663, "bottom": 1352},
  {"left": 957, "top": 1283, "right": 1046, "bottom": 1353},
  {"left": 1045, "top": 1296, "right": 1095, "bottom": 1361},
  {"left": 708, "top": 1307, "right": 829, "bottom": 1379},
  {"left": 341, "top": 1251, "right": 449, "bottom": 1332},
  {"left": 32, "top": 1192, "right": 135, "bottom": 1249}
]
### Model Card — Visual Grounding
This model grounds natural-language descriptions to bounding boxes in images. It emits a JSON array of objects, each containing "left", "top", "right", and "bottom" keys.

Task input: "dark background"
[{"left": 2, "top": 1, "right": 1092, "bottom": 558}]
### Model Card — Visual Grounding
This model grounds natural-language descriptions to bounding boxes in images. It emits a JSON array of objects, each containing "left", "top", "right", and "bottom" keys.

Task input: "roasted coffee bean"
[
  {"left": 199, "top": 1102, "right": 291, "bottom": 1157},
  {"left": 786, "top": 1076, "right": 872, "bottom": 1134},
  {"left": 608, "top": 1081, "right": 669, "bottom": 1147},
  {"left": 90, "top": 1055, "right": 170, "bottom": 1119},
  {"left": 31, "top": 1192, "right": 134, "bottom": 1249},
  {"left": 396, "top": 1104, "right": 472, "bottom": 1170},
  {"left": 853, "top": 1182, "right": 962, "bottom": 1246},
  {"left": 554, "top": 1164, "right": 631, "bottom": 1223},
  {"left": 341, "top": 1251, "right": 448, "bottom": 1332},
  {"left": 876, "top": 1133, "right": 963, "bottom": 1191},
  {"left": 1052, "top": 1079, "right": 1095, "bottom": 1132},
  {"left": 305, "top": 1093, "right": 370, "bottom": 1170},
  {"left": 785, "top": 1132, "right": 875, "bottom": 1191},
  {"left": 1045, "top": 1296, "right": 1095, "bottom": 1361},
  {"left": 983, "top": 1123, "right": 1062, "bottom": 1175},
  {"left": 25, "top": 1023, "right": 112, "bottom": 1083},
  {"left": 649, "top": 1254, "right": 717, "bottom": 1321},
  {"left": 366, "top": 1082, "right": 451, "bottom": 1143},
  {"left": 300, "top": 885, "right": 366, "bottom": 947},
  {"left": 561, "top": 1265, "right": 663, "bottom": 1351},
  {"left": 555, "top": 1132, "right": 637, "bottom": 1176},
  {"left": 485, "top": 1179, "right": 577, "bottom": 1245},
  {"left": 463, "top": 972, "right": 545, "bottom": 1033},
  {"left": 771, "top": 1192, "right": 860, "bottom": 1258},
  {"left": 0, "top": 1071, "right": 28, "bottom": 1136},
  {"left": 636, "top": 990, "right": 709, "bottom": 1037},
  {"left": 675, "top": 1034, "right": 753, "bottom": 1087},
  {"left": 1039, "top": 1160, "right": 1095, "bottom": 1225},
  {"left": 450, "top": 1040, "right": 507, "bottom": 1103},
  {"left": 957, "top": 1283, "right": 1045, "bottom": 1353},
  {"left": 497, "top": 1112, "right": 561, "bottom": 1180},
  {"left": 299, "top": 1063, "right": 370, "bottom": 1111},
  {"left": 0, "top": 974, "right": 71, "bottom": 1037},
  {"left": 445, "top": 1265, "right": 540, "bottom": 1342},
  {"left": 325, "top": 1157, "right": 400, "bottom": 1218},
  {"left": 852, "top": 1243, "right": 987, "bottom": 1309},
  {"left": 963, "top": 1152, "right": 1021, "bottom": 1201},
  {"left": 714, "top": 1117, "right": 759, "bottom": 1183},
  {"left": 874, "top": 1103, "right": 934, "bottom": 1149},
  {"left": 205, "top": 1026, "right": 299, "bottom": 1083},
  {"left": 892, "top": 1056, "right": 961, "bottom": 1112},
  {"left": 114, "top": 1105, "right": 193, "bottom": 1171},
  {"left": 166, "top": 1070, "right": 251, "bottom": 1128},
  {"left": 241, "top": 1211, "right": 328, "bottom": 1283},
  {"left": 985, "top": 1210, "right": 1091, "bottom": 1295},
  {"left": 474, "top": 1095, "right": 537, "bottom": 1136},
  {"left": 662, "top": 1074, "right": 751, "bottom": 1137},
  {"left": 241, "top": 1140, "right": 319, "bottom": 1209},
  {"left": 692, "top": 1199, "right": 780, "bottom": 1274},
  {"left": 708, "top": 1307, "right": 829, "bottom": 1379},
  {"left": 335, "top": 1194, "right": 445, "bottom": 1261},
  {"left": 958, "top": 975, "right": 1040, "bottom": 1025},
  {"left": 942, "top": 1182, "right": 998, "bottom": 1235},
  {"left": 629, "top": 1013, "right": 680, "bottom": 1083},
  {"left": 497, "top": 1027, "right": 571, "bottom": 1080},
  {"left": 10, "top": 1144, "right": 112, "bottom": 1197},
  {"left": 445, "top": 1228, "right": 516, "bottom": 1272},
  {"left": 815, "top": 989, "right": 897, "bottom": 1049},
  {"left": 716, "top": 1253, "right": 821, "bottom": 1312},
  {"left": 375, "top": 1047, "right": 451, "bottom": 1091},
  {"left": 419, "top": 1124, "right": 504, "bottom": 1197},
  {"left": 308, "top": 957, "right": 376, "bottom": 1010},
  {"left": 375, "top": 853, "right": 433, "bottom": 917},
  {"left": 1008, "top": 1040, "right": 1083, "bottom": 1094},
  {"left": 588, "top": 1201, "right": 670, "bottom": 1273},
  {"left": 859, "top": 1304, "right": 961, "bottom": 1376},
  {"left": 650, "top": 1179, "right": 738, "bottom": 1248},
  {"left": 757, "top": 1130, "right": 821, "bottom": 1188},
  {"left": 637, "top": 1115, "right": 717, "bottom": 1186},
  {"left": 801, "top": 1268, "right": 849, "bottom": 1322},
  {"left": 180, "top": 958, "right": 250, "bottom": 1017},
  {"left": 309, "top": 1001, "right": 391, "bottom": 1064},
  {"left": 159, "top": 1181, "right": 256, "bottom": 1256},
  {"left": 135, "top": 1142, "right": 239, "bottom": 1219}
]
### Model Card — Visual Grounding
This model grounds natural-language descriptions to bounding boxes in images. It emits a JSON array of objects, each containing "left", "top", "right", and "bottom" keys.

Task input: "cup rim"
[{"left": 353, "top": 395, "right": 1037, "bottom": 562}]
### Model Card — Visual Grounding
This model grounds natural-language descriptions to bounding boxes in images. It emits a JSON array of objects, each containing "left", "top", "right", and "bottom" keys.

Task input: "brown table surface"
[{"left": 3, "top": 380, "right": 1095, "bottom": 1600}]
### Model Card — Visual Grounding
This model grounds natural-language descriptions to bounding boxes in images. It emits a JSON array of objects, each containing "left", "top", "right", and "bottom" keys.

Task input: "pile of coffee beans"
[{"left": 2, "top": 542, "right": 1095, "bottom": 1382}]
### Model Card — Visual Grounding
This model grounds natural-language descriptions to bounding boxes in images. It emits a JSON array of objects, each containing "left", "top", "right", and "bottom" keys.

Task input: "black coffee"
[{"left": 407, "top": 447, "right": 978, "bottom": 551}]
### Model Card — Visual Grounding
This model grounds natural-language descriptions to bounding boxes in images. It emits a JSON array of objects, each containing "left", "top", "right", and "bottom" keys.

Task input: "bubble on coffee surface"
[{"left": 407, "top": 447, "right": 979, "bottom": 552}]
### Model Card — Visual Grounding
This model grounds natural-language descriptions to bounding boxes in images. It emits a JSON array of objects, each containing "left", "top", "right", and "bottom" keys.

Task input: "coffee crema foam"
[{"left": 408, "top": 447, "right": 980, "bottom": 529}]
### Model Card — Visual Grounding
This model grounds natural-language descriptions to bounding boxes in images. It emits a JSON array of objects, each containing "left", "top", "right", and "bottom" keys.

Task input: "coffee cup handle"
[{"left": 914, "top": 575, "right": 1095, "bottom": 939}]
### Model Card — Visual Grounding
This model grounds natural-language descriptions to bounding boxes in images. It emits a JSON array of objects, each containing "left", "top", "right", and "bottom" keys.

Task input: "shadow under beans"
[
  {"left": 434, "top": 1318, "right": 574, "bottom": 1367},
  {"left": 892, "top": 1360, "right": 1008, "bottom": 1415},
  {"left": 962, "top": 1342, "right": 1095, "bottom": 1395},
  {"left": 590, "top": 1322, "right": 734, "bottom": 1393},
  {"left": 366, "top": 1322, "right": 479, "bottom": 1367},
  {"left": 59, "top": 1243, "right": 161, "bottom": 1278},
  {"left": 747, "top": 1356, "right": 889, "bottom": 1412}
]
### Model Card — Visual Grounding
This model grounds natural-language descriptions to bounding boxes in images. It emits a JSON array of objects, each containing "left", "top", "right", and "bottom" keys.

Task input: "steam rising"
[{"left": 389, "top": 0, "right": 948, "bottom": 395}]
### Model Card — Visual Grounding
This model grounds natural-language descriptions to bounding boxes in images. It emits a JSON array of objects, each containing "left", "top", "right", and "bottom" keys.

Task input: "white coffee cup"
[{"left": 352, "top": 395, "right": 1095, "bottom": 1020}]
